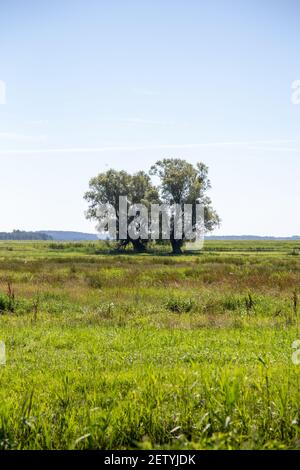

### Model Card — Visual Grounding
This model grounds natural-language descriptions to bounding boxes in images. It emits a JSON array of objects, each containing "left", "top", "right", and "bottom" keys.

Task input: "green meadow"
[{"left": 0, "top": 240, "right": 300, "bottom": 450}]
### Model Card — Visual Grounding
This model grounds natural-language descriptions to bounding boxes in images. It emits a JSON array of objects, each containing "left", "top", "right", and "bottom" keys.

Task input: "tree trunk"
[
  {"left": 132, "top": 239, "right": 147, "bottom": 253},
  {"left": 171, "top": 239, "right": 183, "bottom": 254}
]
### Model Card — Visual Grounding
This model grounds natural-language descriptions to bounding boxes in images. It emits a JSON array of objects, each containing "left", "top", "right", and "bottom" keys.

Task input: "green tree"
[
  {"left": 150, "top": 158, "right": 220, "bottom": 254},
  {"left": 84, "top": 169, "right": 159, "bottom": 252}
]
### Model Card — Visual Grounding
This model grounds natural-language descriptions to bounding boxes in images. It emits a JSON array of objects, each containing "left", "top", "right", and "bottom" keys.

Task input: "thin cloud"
[
  {"left": 0, "top": 132, "right": 47, "bottom": 143},
  {"left": 249, "top": 145, "right": 300, "bottom": 153},
  {"left": 26, "top": 119, "right": 49, "bottom": 126},
  {"left": 133, "top": 88, "right": 160, "bottom": 96},
  {"left": 103, "top": 117, "right": 173, "bottom": 126},
  {"left": 1, "top": 139, "right": 300, "bottom": 155}
]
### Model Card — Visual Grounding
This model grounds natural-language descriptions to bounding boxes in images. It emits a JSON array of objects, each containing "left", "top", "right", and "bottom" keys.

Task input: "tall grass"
[{"left": 0, "top": 240, "right": 299, "bottom": 449}]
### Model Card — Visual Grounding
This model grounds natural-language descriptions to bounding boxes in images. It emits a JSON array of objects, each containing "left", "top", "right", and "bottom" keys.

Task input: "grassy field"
[{"left": 0, "top": 240, "right": 300, "bottom": 450}]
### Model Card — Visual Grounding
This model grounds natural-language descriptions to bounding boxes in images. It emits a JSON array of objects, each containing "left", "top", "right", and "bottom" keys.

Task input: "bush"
[
  {"left": 0, "top": 293, "right": 14, "bottom": 313},
  {"left": 165, "top": 296, "right": 195, "bottom": 313},
  {"left": 222, "top": 295, "right": 244, "bottom": 311}
]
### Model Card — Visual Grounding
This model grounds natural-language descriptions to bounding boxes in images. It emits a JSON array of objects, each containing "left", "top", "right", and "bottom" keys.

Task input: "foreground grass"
[{"left": 0, "top": 241, "right": 300, "bottom": 449}]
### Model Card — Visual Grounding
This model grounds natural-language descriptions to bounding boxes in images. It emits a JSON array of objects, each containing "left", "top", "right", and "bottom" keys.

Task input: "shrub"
[
  {"left": 222, "top": 295, "right": 244, "bottom": 311},
  {"left": 165, "top": 296, "right": 195, "bottom": 313},
  {"left": 0, "top": 293, "right": 14, "bottom": 313}
]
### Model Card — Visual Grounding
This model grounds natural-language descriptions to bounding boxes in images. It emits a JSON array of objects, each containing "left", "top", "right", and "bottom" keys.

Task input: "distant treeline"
[{"left": 0, "top": 230, "right": 53, "bottom": 240}]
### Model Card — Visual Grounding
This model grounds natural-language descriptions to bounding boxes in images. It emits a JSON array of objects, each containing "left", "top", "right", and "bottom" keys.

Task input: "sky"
[{"left": 0, "top": 0, "right": 300, "bottom": 236}]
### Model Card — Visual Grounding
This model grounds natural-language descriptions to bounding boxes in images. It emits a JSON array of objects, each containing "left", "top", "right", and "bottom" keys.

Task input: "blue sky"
[{"left": 0, "top": 0, "right": 300, "bottom": 235}]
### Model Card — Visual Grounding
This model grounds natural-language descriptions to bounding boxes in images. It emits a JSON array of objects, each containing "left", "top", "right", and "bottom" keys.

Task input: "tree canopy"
[
  {"left": 84, "top": 159, "right": 220, "bottom": 253},
  {"left": 150, "top": 159, "right": 220, "bottom": 253},
  {"left": 84, "top": 169, "right": 159, "bottom": 252}
]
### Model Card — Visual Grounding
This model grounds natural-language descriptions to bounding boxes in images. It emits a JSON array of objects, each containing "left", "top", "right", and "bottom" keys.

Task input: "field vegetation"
[{"left": 0, "top": 240, "right": 299, "bottom": 449}]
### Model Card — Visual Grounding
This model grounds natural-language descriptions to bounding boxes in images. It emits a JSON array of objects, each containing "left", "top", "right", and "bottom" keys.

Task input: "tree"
[
  {"left": 150, "top": 158, "right": 220, "bottom": 254},
  {"left": 84, "top": 169, "right": 159, "bottom": 252}
]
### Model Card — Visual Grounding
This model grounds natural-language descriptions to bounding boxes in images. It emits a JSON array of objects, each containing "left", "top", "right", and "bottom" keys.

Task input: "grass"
[{"left": 0, "top": 240, "right": 299, "bottom": 449}]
